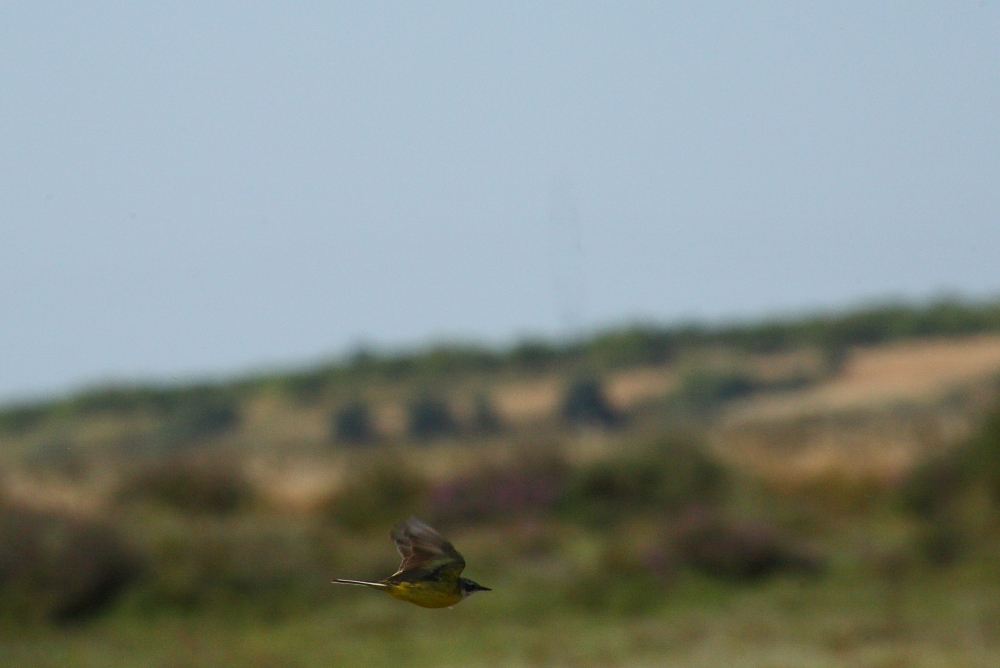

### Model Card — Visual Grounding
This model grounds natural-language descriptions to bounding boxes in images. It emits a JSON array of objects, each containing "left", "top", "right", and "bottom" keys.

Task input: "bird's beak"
[{"left": 475, "top": 584, "right": 491, "bottom": 592}]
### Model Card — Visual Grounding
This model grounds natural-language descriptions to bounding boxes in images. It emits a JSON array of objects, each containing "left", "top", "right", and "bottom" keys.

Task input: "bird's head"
[{"left": 459, "top": 577, "right": 491, "bottom": 598}]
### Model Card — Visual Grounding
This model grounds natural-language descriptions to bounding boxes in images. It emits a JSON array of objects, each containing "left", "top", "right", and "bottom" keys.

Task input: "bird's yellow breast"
[{"left": 383, "top": 580, "right": 462, "bottom": 608}]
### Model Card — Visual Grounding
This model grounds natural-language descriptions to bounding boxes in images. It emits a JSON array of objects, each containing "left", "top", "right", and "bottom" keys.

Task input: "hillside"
[
  {"left": 3, "top": 298, "right": 1000, "bottom": 512},
  {"left": 5, "top": 299, "right": 1000, "bottom": 667}
]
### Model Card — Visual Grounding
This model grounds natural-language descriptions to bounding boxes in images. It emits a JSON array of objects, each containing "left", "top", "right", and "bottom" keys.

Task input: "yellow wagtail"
[{"left": 333, "top": 517, "right": 490, "bottom": 608}]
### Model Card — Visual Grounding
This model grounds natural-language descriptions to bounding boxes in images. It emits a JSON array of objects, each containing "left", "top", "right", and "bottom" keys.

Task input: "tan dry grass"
[
  {"left": 1, "top": 468, "right": 115, "bottom": 515},
  {"left": 605, "top": 366, "right": 678, "bottom": 408},
  {"left": 492, "top": 378, "right": 562, "bottom": 424},
  {"left": 239, "top": 391, "right": 331, "bottom": 445},
  {"left": 712, "top": 335, "right": 1000, "bottom": 484},
  {"left": 727, "top": 335, "right": 1000, "bottom": 423},
  {"left": 710, "top": 412, "right": 943, "bottom": 484},
  {"left": 245, "top": 454, "right": 345, "bottom": 512}
]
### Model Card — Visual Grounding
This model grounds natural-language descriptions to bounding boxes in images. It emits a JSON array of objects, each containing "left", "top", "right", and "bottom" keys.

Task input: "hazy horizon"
[{"left": 3, "top": 3, "right": 999, "bottom": 402}]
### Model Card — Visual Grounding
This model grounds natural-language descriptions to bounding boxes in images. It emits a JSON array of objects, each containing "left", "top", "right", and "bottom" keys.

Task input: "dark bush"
[
  {"left": 322, "top": 464, "right": 426, "bottom": 531},
  {"left": 899, "top": 407, "right": 1000, "bottom": 519},
  {"left": 899, "top": 452, "right": 968, "bottom": 519},
  {"left": 407, "top": 395, "right": 456, "bottom": 440},
  {"left": 138, "top": 520, "right": 324, "bottom": 614},
  {"left": 281, "top": 372, "right": 330, "bottom": 403},
  {"left": 0, "top": 403, "right": 51, "bottom": 436},
  {"left": 510, "top": 340, "right": 559, "bottom": 371},
  {"left": 470, "top": 394, "right": 502, "bottom": 434},
  {"left": 672, "top": 505, "right": 823, "bottom": 580},
  {"left": 332, "top": 402, "right": 374, "bottom": 445},
  {"left": 918, "top": 519, "right": 964, "bottom": 567},
  {"left": 160, "top": 398, "right": 240, "bottom": 447},
  {"left": 561, "top": 437, "right": 725, "bottom": 524},
  {"left": 561, "top": 378, "right": 619, "bottom": 427},
  {"left": 581, "top": 326, "right": 676, "bottom": 367},
  {"left": 0, "top": 505, "right": 140, "bottom": 623},
  {"left": 972, "top": 408, "right": 1000, "bottom": 501},
  {"left": 678, "top": 369, "right": 758, "bottom": 412},
  {"left": 118, "top": 456, "right": 256, "bottom": 515}
]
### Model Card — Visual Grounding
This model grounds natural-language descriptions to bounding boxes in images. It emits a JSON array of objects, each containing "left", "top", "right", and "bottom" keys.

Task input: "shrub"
[
  {"left": 671, "top": 505, "right": 823, "bottom": 580},
  {"left": 118, "top": 456, "right": 256, "bottom": 515},
  {"left": 899, "top": 452, "right": 968, "bottom": 519},
  {"left": 561, "top": 377, "right": 619, "bottom": 427},
  {"left": 138, "top": 519, "right": 325, "bottom": 614},
  {"left": 407, "top": 395, "right": 456, "bottom": 440},
  {"left": 159, "top": 398, "right": 240, "bottom": 447},
  {"left": 322, "top": 464, "right": 426, "bottom": 531},
  {"left": 899, "top": 407, "right": 1000, "bottom": 520},
  {"left": 561, "top": 437, "right": 725, "bottom": 524},
  {"left": 0, "top": 505, "right": 140, "bottom": 623},
  {"left": 280, "top": 371, "right": 331, "bottom": 403},
  {"left": 0, "top": 403, "right": 51, "bottom": 436},
  {"left": 678, "top": 369, "right": 758, "bottom": 412},
  {"left": 470, "top": 394, "right": 502, "bottom": 434},
  {"left": 332, "top": 402, "right": 374, "bottom": 445},
  {"left": 510, "top": 340, "right": 559, "bottom": 371},
  {"left": 971, "top": 408, "right": 1000, "bottom": 501}
]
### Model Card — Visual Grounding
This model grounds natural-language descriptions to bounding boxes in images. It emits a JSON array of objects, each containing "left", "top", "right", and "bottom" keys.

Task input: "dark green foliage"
[
  {"left": 567, "top": 458, "right": 664, "bottom": 516},
  {"left": 159, "top": 397, "right": 240, "bottom": 447},
  {"left": 562, "top": 438, "right": 725, "bottom": 524},
  {"left": 0, "top": 403, "right": 50, "bottom": 435},
  {"left": 332, "top": 402, "right": 374, "bottom": 445},
  {"left": 470, "top": 394, "right": 502, "bottom": 434},
  {"left": 0, "top": 505, "right": 139, "bottom": 623},
  {"left": 972, "top": 408, "right": 1000, "bottom": 502},
  {"left": 65, "top": 385, "right": 243, "bottom": 451},
  {"left": 511, "top": 340, "right": 560, "bottom": 370},
  {"left": 561, "top": 378, "right": 619, "bottom": 427},
  {"left": 118, "top": 457, "right": 256, "bottom": 514},
  {"left": 344, "top": 345, "right": 501, "bottom": 381},
  {"left": 322, "top": 465, "right": 426, "bottom": 531},
  {"left": 71, "top": 387, "right": 174, "bottom": 414},
  {"left": 581, "top": 327, "right": 677, "bottom": 367},
  {"left": 138, "top": 520, "right": 327, "bottom": 614},
  {"left": 70, "top": 384, "right": 231, "bottom": 417},
  {"left": 899, "top": 452, "right": 968, "bottom": 519},
  {"left": 280, "top": 372, "right": 332, "bottom": 403},
  {"left": 414, "top": 345, "right": 502, "bottom": 375},
  {"left": 812, "top": 299, "right": 1000, "bottom": 349},
  {"left": 896, "top": 405, "right": 1000, "bottom": 568},
  {"left": 900, "top": 407, "right": 1000, "bottom": 519},
  {"left": 407, "top": 395, "right": 456, "bottom": 440},
  {"left": 679, "top": 370, "right": 758, "bottom": 412},
  {"left": 917, "top": 519, "right": 964, "bottom": 567}
]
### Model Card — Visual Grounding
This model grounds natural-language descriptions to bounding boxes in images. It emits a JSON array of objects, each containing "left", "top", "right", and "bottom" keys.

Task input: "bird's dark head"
[{"left": 459, "top": 577, "right": 491, "bottom": 597}]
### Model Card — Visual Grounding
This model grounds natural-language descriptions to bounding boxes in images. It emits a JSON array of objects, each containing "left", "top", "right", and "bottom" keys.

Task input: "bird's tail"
[{"left": 332, "top": 578, "right": 389, "bottom": 589}]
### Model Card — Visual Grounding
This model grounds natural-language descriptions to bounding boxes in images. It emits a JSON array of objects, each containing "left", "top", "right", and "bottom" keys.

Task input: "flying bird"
[{"left": 333, "top": 517, "right": 491, "bottom": 608}]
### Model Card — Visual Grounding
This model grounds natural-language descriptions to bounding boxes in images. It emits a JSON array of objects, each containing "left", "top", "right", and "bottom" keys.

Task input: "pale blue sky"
[{"left": 2, "top": 3, "right": 999, "bottom": 401}]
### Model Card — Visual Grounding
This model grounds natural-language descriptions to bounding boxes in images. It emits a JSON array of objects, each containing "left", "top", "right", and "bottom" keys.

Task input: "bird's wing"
[{"left": 390, "top": 517, "right": 465, "bottom": 579}]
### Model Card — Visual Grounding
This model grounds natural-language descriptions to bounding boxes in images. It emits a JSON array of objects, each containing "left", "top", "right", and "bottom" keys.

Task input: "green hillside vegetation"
[
  {"left": 4, "top": 296, "right": 1000, "bottom": 432},
  {"left": 3, "top": 296, "right": 1000, "bottom": 666}
]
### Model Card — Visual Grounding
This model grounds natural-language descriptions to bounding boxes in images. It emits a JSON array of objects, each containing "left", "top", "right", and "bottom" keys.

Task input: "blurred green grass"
[{"left": 4, "top": 558, "right": 1000, "bottom": 667}]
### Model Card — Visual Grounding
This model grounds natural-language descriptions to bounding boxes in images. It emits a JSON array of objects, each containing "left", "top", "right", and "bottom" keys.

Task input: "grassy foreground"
[{"left": 4, "top": 562, "right": 1000, "bottom": 668}]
